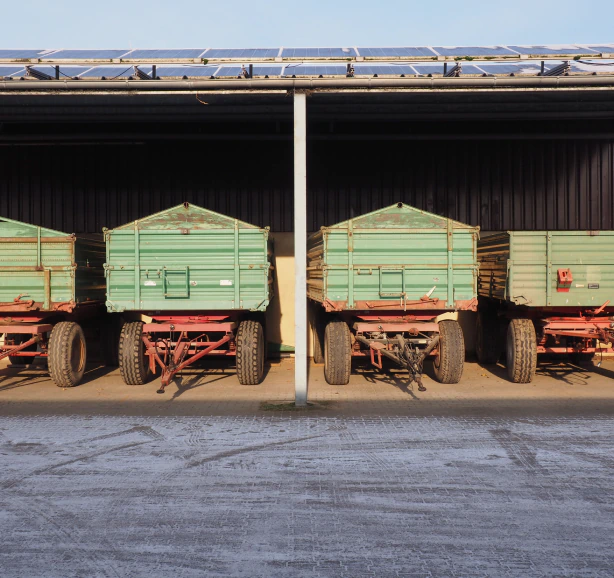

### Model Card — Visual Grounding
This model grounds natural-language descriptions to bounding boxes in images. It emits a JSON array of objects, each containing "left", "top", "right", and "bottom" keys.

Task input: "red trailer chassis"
[
  {"left": 499, "top": 300, "right": 614, "bottom": 356},
  {"left": 0, "top": 319, "right": 53, "bottom": 363},
  {"left": 140, "top": 315, "right": 239, "bottom": 393},
  {"left": 335, "top": 312, "right": 452, "bottom": 391},
  {"left": 0, "top": 303, "right": 108, "bottom": 388},
  {"left": 477, "top": 299, "right": 614, "bottom": 383},
  {"left": 534, "top": 316, "right": 614, "bottom": 355}
]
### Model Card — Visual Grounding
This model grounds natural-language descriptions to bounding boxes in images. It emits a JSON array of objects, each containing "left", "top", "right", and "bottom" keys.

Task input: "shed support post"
[{"left": 294, "top": 92, "right": 308, "bottom": 406}]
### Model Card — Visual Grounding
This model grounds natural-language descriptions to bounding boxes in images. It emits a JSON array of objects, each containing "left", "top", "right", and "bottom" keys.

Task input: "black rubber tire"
[
  {"left": 236, "top": 320, "right": 265, "bottom": 385},
  {"left": 101, "top": 315, "right": 123, "bottom": 367},
  {"left": 48, "top": 322, "right": 87, "bottom": 388},
  {"left": 312, "top": 315, "right": 325, "bottom": 364},
  {"left": 6, "top": 333, "right": 37, "bottom": 366},
  {"left": 119, "top": 321, "right": 151, "bottom": 386},
  {"left": 506, "top": 318, "right": 537, "bottom": 383},
  {"left": 475, "top": 311, "right": 501, "bottom": 364},
  {"left": 571, "top": 351, "right": 596, "bottom": 365},
  {"left": 324, "top": 320, "right": 351, "bottom": 385},
  {"left": 433, "top": 320, "right": 465, "bottom": 384}
]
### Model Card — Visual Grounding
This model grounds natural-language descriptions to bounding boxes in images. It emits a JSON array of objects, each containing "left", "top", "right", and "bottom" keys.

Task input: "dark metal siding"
[
  {"left": 310, "top": 139, "right": 614, "bottom": 232},
  {"left": 0, "top": 142, "right": 294, "bottom": 234},
  {"left": 1, "top": 139, "right": 612, "bottom": 233}
]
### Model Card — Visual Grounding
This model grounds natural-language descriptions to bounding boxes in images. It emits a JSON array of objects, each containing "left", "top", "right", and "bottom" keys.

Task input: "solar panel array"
[
  {"left": 0, "top": 44, "right": 612, "bottom": 64},
  {"left": 1, "top": 44, "right": 613, "bottom": 81},
  {"left": 2, "top": 59, "right": 612, "bottom": 81},
  {"left": 1, "top": 59, "right": 613, "bottom": 80}
]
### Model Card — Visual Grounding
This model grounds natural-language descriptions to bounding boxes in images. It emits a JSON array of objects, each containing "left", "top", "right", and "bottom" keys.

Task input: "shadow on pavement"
[
  {"left": 167, "top": 360, "right": 275, "bottom": 401},
  {"left": 476, "top": 356, "right": 597, "bottom": 387},
  {"left": 354, "top": 358, "right": 422, "bottom": 400}
]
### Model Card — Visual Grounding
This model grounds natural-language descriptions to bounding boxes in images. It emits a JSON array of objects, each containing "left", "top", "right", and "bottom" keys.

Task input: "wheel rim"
[
  {"left": 71, "top": 334, "right": 85, "bottom": 374},
  {"left": 139, "top": 338, "right": 151, "bottom": 378}
]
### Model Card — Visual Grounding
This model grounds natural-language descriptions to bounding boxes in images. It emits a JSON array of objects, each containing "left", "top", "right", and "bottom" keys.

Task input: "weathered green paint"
[
  {"left": 307, "top": 203, "right": 479, "bottom": 310},
  {"left": 104, "top": 203, "right": 272, "bottom": 313},
  {"left": 478, "top": 231, "right": 614, "bottom": 307},
  {"left": 0, "top": 216, "right": 105, "bottom": 310}
]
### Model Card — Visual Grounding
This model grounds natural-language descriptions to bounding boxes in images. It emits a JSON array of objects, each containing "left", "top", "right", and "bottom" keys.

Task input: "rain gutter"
[{"left": 2, "top": 76, "right": 614, "bottom": 92}]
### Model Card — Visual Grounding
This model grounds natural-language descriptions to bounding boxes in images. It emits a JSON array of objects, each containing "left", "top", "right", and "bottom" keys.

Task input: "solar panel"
[
  {"left": 357, "top": 47, "right": 436, "bottom": 58},
  {"left": 476, "top": 63, "right": 541, "bottom": 75},
  {"left": 352, "top": 65, "right": 415, "bottom": 75},
  {"left": 0, "top": 50, "right": 50, "bottom": 59},
  {"left": 508, "top": 45, "right": 598, "bottom": 55},
  {"left": 204, "top": 48, "right": 279, "bottom": 58},
  {"left": 41, "top": 50, "right": 130, "bottom": 60},
  {"left": 570, "top": 60, "right": 614, "bottom": 73},
  {"left": 123, "top": 49, "right": 207, "bottom": 59},
  {"left": 586, "top": 45, "right": 614, "bottom": 54},
  {"left": 459, "top": 64, "right": 493, "bottom": 75},
  {"left": 216, "top": 66, "right": 283, "bottom": 77},
  {"left": 281, "top": 48, "right": 357, "bottom": 58},
  {"left": 79, "top": 66, "right": 151, "bottom": 78},
  {"left": 283, "top": 65, "right": 347, "bottom": 76},
  {"left": 411, "top": 63, "right": 490, "bottom": 75},
  {"left": 432, "top": 46, "right": 517, "bottom": 57},
  {"left": 412, "top": 64, "right": 449, "bottom": 75},
  {"left": 154, "top": 66, "right": 219, "bottom": 77},
  {"left": 0, "top": 66, "right": 27, "bottom": 76}
]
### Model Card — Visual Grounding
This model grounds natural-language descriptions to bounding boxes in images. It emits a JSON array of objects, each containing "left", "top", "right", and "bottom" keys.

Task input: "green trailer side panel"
[
  {"left": 307, "top": 203, "right": 479, "bottom": 310},
  {"left": 478, "top": 231, "right": 614, "bottom": 307},
  {"left": 105, "top": 203, "right": 272, "bottom": 312},
  {"left": 0, "top": 216, "right": 105, "bottom": 310}
]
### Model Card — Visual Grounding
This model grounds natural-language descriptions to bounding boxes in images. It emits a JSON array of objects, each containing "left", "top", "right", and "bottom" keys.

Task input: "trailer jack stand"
[
  {"left": 157, "top": 364, "right": 178, "bottom": 394},
  {"left": 409, "top": 363, "right": 427, "bottom": 392},
  {"left": 398, "top": 335, "right": 441, "bottom": 392},
  {"left": 403, "top": 348, "right": 428, "bottom": 392}
]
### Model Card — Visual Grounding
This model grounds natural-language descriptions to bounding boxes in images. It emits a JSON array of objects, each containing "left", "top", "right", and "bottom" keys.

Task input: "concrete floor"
[
  {"left": 1, "top": 357, "right": 613, "bottom": 577},
  {"left": 1, "top": 356, "right": 614, "bottom": 417}
]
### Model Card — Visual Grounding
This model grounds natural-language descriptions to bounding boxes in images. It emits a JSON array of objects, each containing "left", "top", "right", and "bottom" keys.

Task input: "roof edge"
[{"left": 3, "top": 75, "right": 614, "bottom": 93}]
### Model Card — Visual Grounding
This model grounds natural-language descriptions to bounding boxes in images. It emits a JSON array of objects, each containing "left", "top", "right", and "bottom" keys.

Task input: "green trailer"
[
  {"left": 104, "top": 202, "right": 272, "bottom": 392},
  {"left": 0, "top": 216, "right": 106, "bottom": 387},
  {"left": 477, "top": 230, "right": 614, "bottom": 383},
  {"left": 307, "top": 203, "right": 479, "bottom": 389}
]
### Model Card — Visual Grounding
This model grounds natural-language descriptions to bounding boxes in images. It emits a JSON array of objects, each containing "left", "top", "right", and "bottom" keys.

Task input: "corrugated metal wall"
[
  {"left": 0, "top": 142, "right": 294, "bottom": 234},
  {"left": 311, "top": 139, "right": 614, "bottom": 231},
  {"left": 1, "top": 139, "right": 613, "bottom": 232}
]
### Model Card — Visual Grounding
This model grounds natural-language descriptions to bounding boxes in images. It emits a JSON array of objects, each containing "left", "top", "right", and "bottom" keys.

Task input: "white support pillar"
[{"left": 294, "top": 92, "right": 308, "bottom": 406}]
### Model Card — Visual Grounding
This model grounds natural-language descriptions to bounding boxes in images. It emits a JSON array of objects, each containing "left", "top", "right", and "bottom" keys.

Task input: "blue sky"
[{"left": 2, "top": 0, "right": 612, "bottom": 48}]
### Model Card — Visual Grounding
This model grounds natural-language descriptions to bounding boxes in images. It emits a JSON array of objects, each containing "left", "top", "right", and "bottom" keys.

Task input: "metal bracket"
[
  {"left": 444, "top": 63, "right": 462, "bottom": 77},
  {"left": 541, "top": 61, "right": 571, "bottom": 76},
  {"left": 133, "top": 66, "right": 152, "bottom": 80}
]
